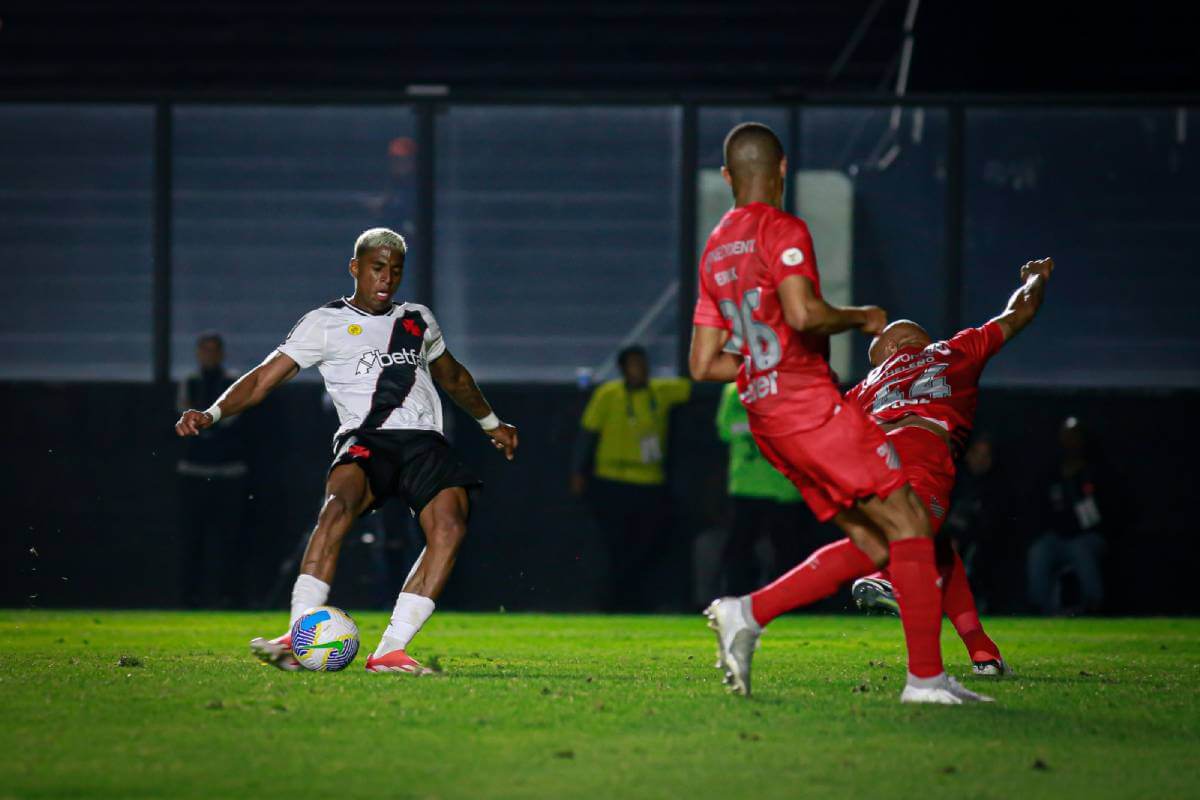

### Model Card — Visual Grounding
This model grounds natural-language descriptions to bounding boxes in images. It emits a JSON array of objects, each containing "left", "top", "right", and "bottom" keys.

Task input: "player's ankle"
[{"left": 372, "top": 635, "right": 409, "bottom": 658}]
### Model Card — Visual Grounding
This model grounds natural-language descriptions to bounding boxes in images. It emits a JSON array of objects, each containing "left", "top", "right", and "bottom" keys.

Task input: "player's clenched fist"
[
  {"left": 1021, "top": 257, "right": 1054, "bottom": 283},
  {"left": 485, "top": 422, "right": 519, "bottom": 461},
  {"left": 859, "top": 305, "right": 888, "bottom": 336},
  {"left": 175, "top": 409, "right": 215, "bottom": 437}
]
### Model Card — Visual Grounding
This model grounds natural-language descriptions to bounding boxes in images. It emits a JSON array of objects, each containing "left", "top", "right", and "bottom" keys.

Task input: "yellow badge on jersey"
[{"left": 347, "top": 324, "right": 363, "bottom": 336}]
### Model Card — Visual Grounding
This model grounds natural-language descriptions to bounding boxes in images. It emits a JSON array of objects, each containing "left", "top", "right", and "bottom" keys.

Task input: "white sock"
[
  {"left": 289, "top": 574, "right": 330, "bottom": 627},
  {"left": 375, "top": 592, "right": 435, "bottom": 657}
]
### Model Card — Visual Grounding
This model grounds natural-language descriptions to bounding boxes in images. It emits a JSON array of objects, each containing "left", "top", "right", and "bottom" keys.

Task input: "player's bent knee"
[
  {"left": 863, "top": 486, "right": 931, "bottom": 541},
  {"left": 848, "top": 530, "right": 889, "bottom": 567}
]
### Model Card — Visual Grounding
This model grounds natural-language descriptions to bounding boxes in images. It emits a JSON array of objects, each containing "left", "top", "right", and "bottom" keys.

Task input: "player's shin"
[
  {"left": 375, "top": 592, "right": 435, "bottom": 657},
  {"left": 941, "top": 551, "right": 1002, "bottom": 664},
  {"left": 888, "top": 537, "right": 946, "bottom": 679},
  {"left": 749, "top": 539, "right": 876, "bottom": 626}
]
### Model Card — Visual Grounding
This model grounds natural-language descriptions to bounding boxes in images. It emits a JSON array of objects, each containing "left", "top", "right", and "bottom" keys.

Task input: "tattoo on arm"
[{"left": 431, "top": 351, "right": 493, "bottom": 419}]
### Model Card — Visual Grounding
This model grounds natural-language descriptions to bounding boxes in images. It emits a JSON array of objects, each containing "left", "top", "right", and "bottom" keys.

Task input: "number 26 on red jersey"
[{"left": 718, "top": 289, "right": 781, "bottom": 371}]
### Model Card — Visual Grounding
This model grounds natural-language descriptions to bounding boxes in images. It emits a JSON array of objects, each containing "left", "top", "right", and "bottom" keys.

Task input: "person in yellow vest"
[
  {"left": 571, "top": 345, "right": 691, "bottom": 610},
  {"left": 715, "top": 382, "right": 818, "bottom": 596}
]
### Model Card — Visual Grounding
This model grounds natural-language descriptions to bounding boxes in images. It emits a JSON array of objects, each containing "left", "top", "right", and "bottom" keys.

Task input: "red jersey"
[
  {"left": 845, "top": 322, "right": 1006, "bottom": 456},
  {"left": 693, "top": 203, "right": 837, "bottom": 435}
]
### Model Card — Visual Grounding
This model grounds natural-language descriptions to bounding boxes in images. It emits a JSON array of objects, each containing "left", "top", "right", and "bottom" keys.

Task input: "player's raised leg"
[
  {"left": 366, "top": 485, "right": 469, "bottom": 674},
  {"left": 250, "top": 463, "right": 373, "bottom": 670}
]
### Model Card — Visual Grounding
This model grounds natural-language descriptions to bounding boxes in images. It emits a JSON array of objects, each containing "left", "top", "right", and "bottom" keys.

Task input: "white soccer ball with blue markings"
[{"left": 290, "top": 606, "right": 360, "bottom": 672}]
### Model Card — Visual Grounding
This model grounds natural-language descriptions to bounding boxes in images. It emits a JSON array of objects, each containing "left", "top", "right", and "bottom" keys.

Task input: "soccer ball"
[{"left": 290, "top": 606, "right": 360, "bottom": 672}]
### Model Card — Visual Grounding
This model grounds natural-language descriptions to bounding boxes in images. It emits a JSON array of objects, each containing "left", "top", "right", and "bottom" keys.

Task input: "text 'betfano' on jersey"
[
  {"left": 276, "top": 298, "right": 447, "bottom": 444},
  {"left": 844, "top": 321, "right": 1005, "bottom": 456},
  {"left": 693, "top": 202, "right": 837, "bottom": 436}
]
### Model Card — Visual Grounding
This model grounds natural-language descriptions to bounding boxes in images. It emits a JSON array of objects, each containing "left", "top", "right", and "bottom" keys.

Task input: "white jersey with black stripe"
[{"left": 276, "top": 298, "right": 447, "bottom": 442}]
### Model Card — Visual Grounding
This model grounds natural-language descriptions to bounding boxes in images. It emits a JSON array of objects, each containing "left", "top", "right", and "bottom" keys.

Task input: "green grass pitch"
[{"left": 4, "top": 611, "right": 1199, "bottom": 799}]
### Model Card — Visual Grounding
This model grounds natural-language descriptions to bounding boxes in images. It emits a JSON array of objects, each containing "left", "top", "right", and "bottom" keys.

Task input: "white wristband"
[
  {"left": 204, "top": 404, "right": 222, "bottom": 424},
  {"left": 477, "top": 412, "right": 500, "bottom": 431}
]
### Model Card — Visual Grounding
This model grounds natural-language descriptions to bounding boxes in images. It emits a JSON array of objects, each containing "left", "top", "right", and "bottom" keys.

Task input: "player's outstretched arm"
[
  {"left": 429, "top": 350, "right": 518, "bottom": 461},
  {"left": 689, "top": 325, "right": 741, "bottom": 382},
  {"left": 776, "top": 275, "right": 887, "bottom": 336},
  {"left": 174, "top": 351, "right": 300, "bottom": 437},
  {"left": 991, "top": 257, "right": 1054, "bottom": 342}
]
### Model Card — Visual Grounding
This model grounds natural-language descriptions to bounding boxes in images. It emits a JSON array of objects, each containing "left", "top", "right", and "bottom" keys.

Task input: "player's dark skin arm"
[
  {"left": 991, "top": 257, "right": 1054, "bottom": 342},
  {"left": 174, "top": 351, "right": 299, "bottom": 436},
  {"left": 429, "top": 350, "right": 519, "bottom": 460},
  {"left": 777, "top": 275, "right": 888, "bottom": 336}
]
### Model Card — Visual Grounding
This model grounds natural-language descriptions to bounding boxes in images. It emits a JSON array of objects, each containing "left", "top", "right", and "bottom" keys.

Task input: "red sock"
[
  {"left": 941, "top": 551, "right": 1002, "bottom": 663},
  {"left": 750, "top": 539, "right": 876, "bottom": 626},
  {"left": 888, "top": 538, "right": 944, "bottom": 678}
]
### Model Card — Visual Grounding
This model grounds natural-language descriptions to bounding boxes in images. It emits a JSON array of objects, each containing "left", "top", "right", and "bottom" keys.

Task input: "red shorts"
[
  {"left": 753, "top": 400, "right": 908, "bottom": 523},
  {"left": 885, "top": 426, "right": 956, "bottom": 535}
]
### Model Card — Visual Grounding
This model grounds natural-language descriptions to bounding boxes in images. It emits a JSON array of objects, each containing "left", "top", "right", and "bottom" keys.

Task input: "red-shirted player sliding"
[
  {"left": 844, "top": 257, "right": 1054, "bottom": 676},
  {"left": 690, "top": 122, "right": 989, "bottom": 704}
]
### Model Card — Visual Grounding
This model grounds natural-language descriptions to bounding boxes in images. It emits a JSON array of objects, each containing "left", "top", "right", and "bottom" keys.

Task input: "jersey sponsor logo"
[
  {"left": 739, "top": 370, "right": 779, "bottom": 405},
  {"left": 355, "top": 347, "right": 428, "bottom": 375},
  {"left": 347, "top": 324, "right": 363, "bottom": 336},
  {"left": 781, "top": 247, "right": 805, "bottom": 266},
  {"left": 705, "top": 238, "right": 756, "bottom": 268},
  {"left": 866, "top": 351, "right": 938, "bottom": 385}
]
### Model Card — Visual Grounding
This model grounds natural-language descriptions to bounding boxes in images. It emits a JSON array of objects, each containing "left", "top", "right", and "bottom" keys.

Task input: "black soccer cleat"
[{"left": 971, "top": 658, "right": 1012, "bottom": 677}]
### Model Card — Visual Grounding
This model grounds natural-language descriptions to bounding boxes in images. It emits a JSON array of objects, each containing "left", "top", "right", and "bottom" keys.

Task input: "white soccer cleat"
[
  {"left": 946, "top": 675, "right": 994, "bottom": 703},
  {"left": 703, "top": 597, "right": 761, "bottom": 697},
  {"left": 250, "top": 633, "right": 301, "bottom": 672},
  {"left": 900, "top": 673, "right": 963, "bottom": 705}
]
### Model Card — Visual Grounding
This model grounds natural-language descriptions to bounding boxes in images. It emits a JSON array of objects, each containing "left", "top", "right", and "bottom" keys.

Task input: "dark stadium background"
[{"left": 2, "top": 1, "right": 1198, "bottom": 613}]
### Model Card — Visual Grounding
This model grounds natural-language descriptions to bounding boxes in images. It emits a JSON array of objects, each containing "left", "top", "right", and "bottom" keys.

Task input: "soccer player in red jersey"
[
  {"left": 690, "top": 122, "right": 988, "bottom": 704},
  {"left": 845, "top": 257, "right": 1054, "bottom": 676}
]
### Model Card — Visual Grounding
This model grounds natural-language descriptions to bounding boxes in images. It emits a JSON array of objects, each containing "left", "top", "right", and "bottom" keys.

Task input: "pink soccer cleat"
[
  {"left": 364, "top": 649, "right": 432, "bottom": 674},
  {"left": 249, "top": 632, "right": 301, "bottom": 672}
]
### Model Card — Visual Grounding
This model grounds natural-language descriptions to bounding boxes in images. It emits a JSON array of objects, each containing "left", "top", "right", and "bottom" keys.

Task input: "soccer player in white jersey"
[{"left": 175, "top": 228, "right": 518, "bottom": 673}]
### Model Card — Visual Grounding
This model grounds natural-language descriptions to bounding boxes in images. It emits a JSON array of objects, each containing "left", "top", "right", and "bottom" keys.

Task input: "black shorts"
[{"left": 330, "top": 429, "right": 482, "bottom": 516}]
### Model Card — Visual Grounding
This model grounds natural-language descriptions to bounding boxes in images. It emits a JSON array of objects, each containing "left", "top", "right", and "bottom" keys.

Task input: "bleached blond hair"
[{"left": 353, "top": 227, "right": 407, "bottom": 259}]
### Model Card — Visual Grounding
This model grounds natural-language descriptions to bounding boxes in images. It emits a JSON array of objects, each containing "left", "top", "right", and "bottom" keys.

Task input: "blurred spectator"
[
  {"left": 942, "top": 434, "right": 1009, "bottom": 612},
  {"left": 571, "top": 345, "right": 691, "bottom": 610},
  {"left": 715, "top": 382, "right": 813, "bottom": 595},
  {"left": 369, "top": 136, "right": 418, "bottom": 238},
  {"left": 1027, "top": 417, "right": 1107, "bottom": 615},
  {"left": 176, "top": 332, "right": 249, "bottom": 608}
]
